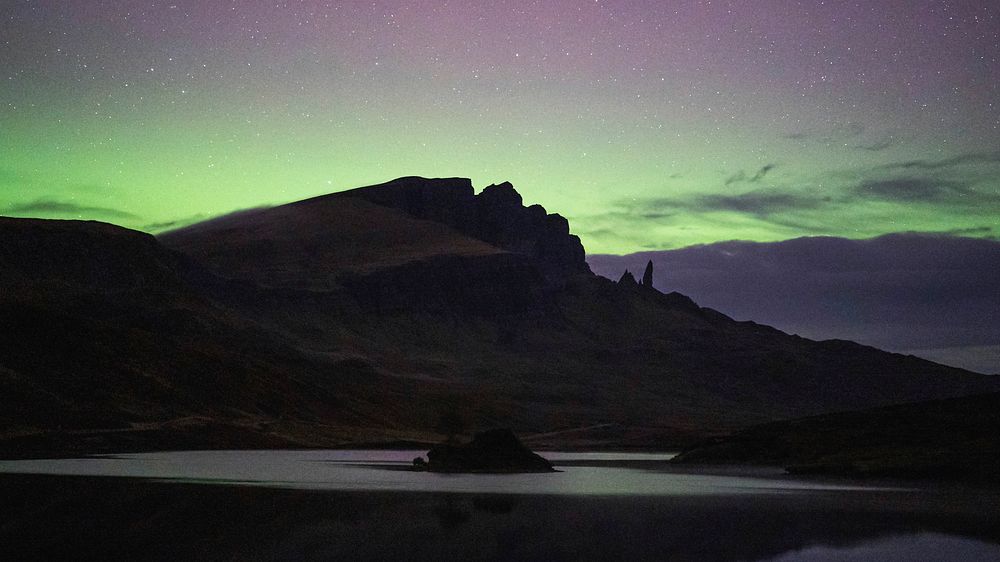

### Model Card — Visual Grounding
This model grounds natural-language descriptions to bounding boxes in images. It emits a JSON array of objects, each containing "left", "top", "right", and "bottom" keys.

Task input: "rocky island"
[{"left": 413, "top": 429, "right": 555, "bottom": 473}]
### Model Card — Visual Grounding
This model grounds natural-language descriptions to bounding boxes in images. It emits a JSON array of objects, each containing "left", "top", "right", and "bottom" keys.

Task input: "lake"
[{"left": 1, "top": 450, "right": 997, "bottom": 561}]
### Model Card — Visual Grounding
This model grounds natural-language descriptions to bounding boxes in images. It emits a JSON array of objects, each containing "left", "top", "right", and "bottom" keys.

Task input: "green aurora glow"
[{"left": 2, "top": 1, "right": 998, "bottom": 254}]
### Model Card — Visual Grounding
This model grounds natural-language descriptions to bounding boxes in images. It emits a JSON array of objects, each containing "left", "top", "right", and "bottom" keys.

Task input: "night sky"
[{"left": 2, "top": 1, "right": 998, "bottom": 253}]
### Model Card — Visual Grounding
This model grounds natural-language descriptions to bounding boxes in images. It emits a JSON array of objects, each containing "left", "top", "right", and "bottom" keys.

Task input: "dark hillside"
[{"left": 2, "top": 179, "right": 998, "bottom": 456}]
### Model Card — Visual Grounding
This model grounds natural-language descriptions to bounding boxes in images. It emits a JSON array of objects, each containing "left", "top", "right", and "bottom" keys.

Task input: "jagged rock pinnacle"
[
  {"left": 641, "top": 260, "right": 654, "bottom": 287},
  {"left": 335, "top": 177, "right": 591, "bottom": 287}
]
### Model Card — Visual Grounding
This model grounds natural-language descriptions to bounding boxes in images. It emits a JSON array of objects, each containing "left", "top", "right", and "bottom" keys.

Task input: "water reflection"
[
  {"left": 0, "top": 450, "right": 908, "bottom": 495},
  {"left": 761, "top": 533, "right": 1000, "bottom": 562},
  {"left": 0, "top": 451, "right": 997, "bottom": 561}
]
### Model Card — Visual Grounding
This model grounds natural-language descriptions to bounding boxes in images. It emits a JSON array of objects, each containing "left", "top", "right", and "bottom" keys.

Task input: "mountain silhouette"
[{"left": 2, "top": 177, "right": 998, "bottom": 456}]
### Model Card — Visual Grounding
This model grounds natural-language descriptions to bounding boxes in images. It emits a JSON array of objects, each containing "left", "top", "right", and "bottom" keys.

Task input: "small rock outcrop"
[
  {"left": 618, "top": 270, "right": 637, "bottom": 286},
  {"left": 641, "top": 260, "right": 654, "bottom": 288},
  {"left": 413, "top": 429, "right": 554, "bottom": 473}
]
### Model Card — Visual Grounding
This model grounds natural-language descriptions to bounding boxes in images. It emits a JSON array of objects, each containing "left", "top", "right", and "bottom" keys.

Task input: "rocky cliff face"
[
  {"left": 334, "top": 177, "right": 591, "bottom": 287},
  {"left": 337, "top": 253, "right": 550, "bottom": 317},
  {"left": 159, "top": 178, "right": 581, "bottom": 318}
]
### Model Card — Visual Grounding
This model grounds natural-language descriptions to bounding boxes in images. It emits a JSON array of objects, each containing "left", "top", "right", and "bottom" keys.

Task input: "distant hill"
[
  {"left": 589, "top": 234, "right": 1000, "bottom": 374},
  {"left": 2, "top": 177, "right": 998, "bottom": 457},
  {"left": 672, "top": 391, "right": 1000, "bottom": 482}
]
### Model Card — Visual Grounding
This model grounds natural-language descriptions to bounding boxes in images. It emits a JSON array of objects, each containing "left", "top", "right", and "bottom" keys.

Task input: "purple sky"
[{"left": 1, "top": 1, "right": 997, "bottom": 252}]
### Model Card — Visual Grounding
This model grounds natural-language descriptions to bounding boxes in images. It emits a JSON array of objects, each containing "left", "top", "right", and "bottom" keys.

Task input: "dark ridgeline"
[
  {"left": 2, "top": 177, "right": 999, "bottom": 458},
  {"left": 588, "top": 235, "right": 1000, "bottom": 375}
]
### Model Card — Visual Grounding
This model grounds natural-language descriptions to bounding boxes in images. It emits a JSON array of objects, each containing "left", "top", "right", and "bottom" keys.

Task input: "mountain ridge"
[
  {"left": 2, "top": 178, "right": 998, "bottom": 457},
  {"left": 589, "top": 233, "right": 1000, "bottom": 373}
]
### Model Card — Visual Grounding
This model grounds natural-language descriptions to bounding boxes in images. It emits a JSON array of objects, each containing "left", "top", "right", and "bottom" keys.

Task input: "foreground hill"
[
  {"left": 0, "top": 218, "right": 427, "bottom": 455},
  {"left": 2, "top": 177, "right": 998, "bottom": 456},
  {"left": 672, "top": 391, "right": 1000, "bottom": 482}
]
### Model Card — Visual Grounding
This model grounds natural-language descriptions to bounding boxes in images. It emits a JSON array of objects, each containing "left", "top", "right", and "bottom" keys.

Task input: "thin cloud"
[
  {"left": 856, "top": 178, "right": 971, "bottom": 202},
  {"left": 697, "top": 190, "right": 822, "bottom": 216},
  {"left": 855, "top": 178, "right": 999, "bottom": 205},
  {"left": 621, "top": 188, "right": 832, "bottom": 217},
  {"left": 4, "top": 199, "right": 140, "bottom": 220},
  {"left": 143, "top": 214, "right": 208, "bottom": 232},
  {"left": 882, "top": 151, "right": 1000, "bottom": 171},
  {"left": 855, "top": 138, "right": 898, "bottom": 152},
  {"left": 571, "top": 208, "right": 676, "bottom": 224},
  {"left": 943, "top": 226, "right": 996, "bottom": 238},
  {"left": 784, "top": 122, "right": 865, "bottom": 143},
  {"left": 725, "top": 164, "right": 777, "bottom": 186},
  {"left": 786, "top": 123, "right": 907, "bottom": 153},
  {"left": 154, "top": 206, "right": 274, "bottom": 238}
]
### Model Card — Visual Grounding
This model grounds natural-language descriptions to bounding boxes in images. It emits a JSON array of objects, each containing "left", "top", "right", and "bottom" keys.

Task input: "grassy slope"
[{"left": 158, "top": 196, "right": 501, "bottom": 290}]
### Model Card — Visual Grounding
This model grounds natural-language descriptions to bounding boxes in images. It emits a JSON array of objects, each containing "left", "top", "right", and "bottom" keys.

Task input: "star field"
[{"left": 1, "top": 0, "right": 998, "bottom": 252}]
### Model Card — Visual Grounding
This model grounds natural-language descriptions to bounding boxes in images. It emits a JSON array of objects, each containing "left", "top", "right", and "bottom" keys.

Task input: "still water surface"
[
  {"left": 0, "top": 450, "right": 997, "bottom": 561},
  {"left": 0, "top": 449, "right": 900, "bottom": 495}
]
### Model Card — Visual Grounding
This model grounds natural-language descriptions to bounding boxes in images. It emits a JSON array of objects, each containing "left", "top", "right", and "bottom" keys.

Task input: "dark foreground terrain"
[
  {"left": 673, "top": 391, "right": 1000, "bottom": 481},
  {"left": 1, "top": 473, "right": 998, "bottom": 562}
]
